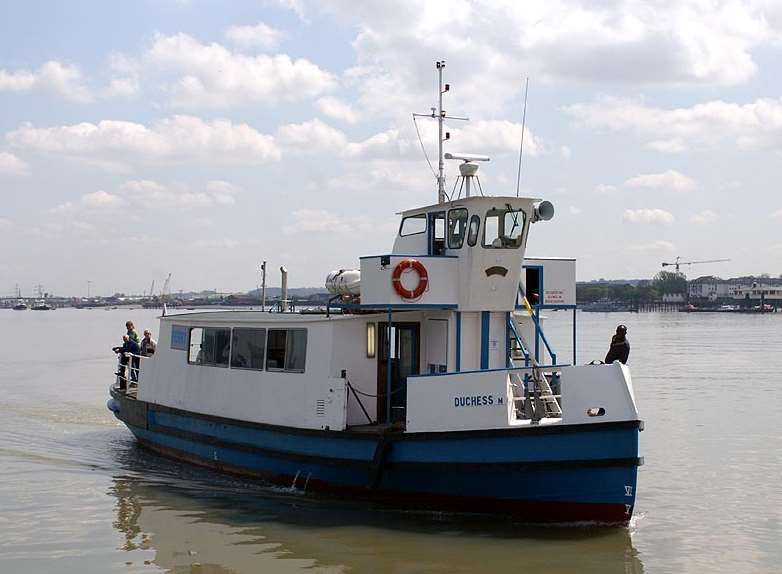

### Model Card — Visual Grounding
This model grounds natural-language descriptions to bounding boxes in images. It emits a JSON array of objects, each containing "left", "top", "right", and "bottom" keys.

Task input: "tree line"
[{"left": 576, "top": 271, "right": 687, "bottom": 304}]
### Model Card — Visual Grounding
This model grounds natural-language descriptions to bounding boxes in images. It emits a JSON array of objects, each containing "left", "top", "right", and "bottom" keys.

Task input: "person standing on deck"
[
  {"left": 605, "top": 324, "right": 630, "bottom": 364},
  {"left": 126, "top": 321, "right": 140, "bottom": 344},
  {"left": 140, "top": 329, "right": 157, "bottom": 356},
  {"left": 113, "top": 335, "right": 141, "bottom": 388}
]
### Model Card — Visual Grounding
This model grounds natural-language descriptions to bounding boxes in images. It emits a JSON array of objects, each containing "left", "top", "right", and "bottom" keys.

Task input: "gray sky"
[{"left": 1, "top": 0, "right": 781, "bottom": 296}]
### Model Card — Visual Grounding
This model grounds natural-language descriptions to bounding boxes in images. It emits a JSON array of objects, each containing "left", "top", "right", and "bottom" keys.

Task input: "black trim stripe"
[{"left": 112, "top": 390, "right": 643, "bottom": 441}]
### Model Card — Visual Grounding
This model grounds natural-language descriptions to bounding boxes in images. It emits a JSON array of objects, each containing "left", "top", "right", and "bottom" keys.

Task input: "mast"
[
  {"left": 437, "top": 61, "right": 445, "bottom": 204},
  {"left": 414, "top": 61, "right": 468, "bottom": 204}
]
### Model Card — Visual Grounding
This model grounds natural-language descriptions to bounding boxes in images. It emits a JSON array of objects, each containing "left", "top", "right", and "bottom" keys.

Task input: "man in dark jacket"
[
  {"left": 113, "top": 335, "right": 142, "bottom": 388},
  {"left": 605, "top": 324, "right": 630, "bottom": 364}
]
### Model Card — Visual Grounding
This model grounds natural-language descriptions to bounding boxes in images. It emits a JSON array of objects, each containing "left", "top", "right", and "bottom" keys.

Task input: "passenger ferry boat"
[{"left": 108, "top": 64, "right": 642, "bottom": 524}]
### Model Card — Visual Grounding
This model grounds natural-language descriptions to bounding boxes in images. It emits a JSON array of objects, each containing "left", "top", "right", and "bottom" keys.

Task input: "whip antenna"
[{"left": 515, "top": 77, "right": 529, "bottom": 198}]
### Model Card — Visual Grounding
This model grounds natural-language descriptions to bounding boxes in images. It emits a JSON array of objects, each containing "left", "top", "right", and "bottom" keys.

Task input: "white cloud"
[
  {"left": 7, "top": 115, "right": 280, "bottom": 166},
  {"left": 690, "top": 209, "right": 720, "bottom": 225},
  {"left": 0, "top": 60, "right": 92, "bottom": 102},
  {"left": 560, "top": 145, "right": 572, "bottom": 160},
  {"left": 624, "top": 169, "right": 697, "bottom": 192},
  {"left": 225, "top": 23, "right": 284, "bottom": 50},
  {"left": 344, "top": 128, "right": 408, "bottom": 159},
  {"left": 0, "top": 152, "right": 28, "bottom": 175},
  {"left": 325, "top": 0, "right": 780, "bottom": 125},
  {"left": 0, "top": 69, "right": 36, "bottom": 91},
  {"left": 282, "top": 208, "right": 376, "bottom": 236},
  {"left": 569, "top": 206, "right": 582, "bottom": 215},
  {"left": 450, "top": 120, "right": 543, "bottom": 157},
  {"left": 623, "top": 208, "right": 675, "bottom": 225},
  {"left": 628, "top": 240, "right": 676, "bottom": 253},
  {"left": 276, "top": 118, "right": 347, "bottom": 150},
  {"left": 51, "top": 179, "right": 243, "bottom": 222},
  {"left": 646, "top": 139, "right": 686, "bottom": 153},
  {"left": 565, "top": 96, "right": 782, "bottom": 152},
  {"left": 594, "top": 184, "right": 617, "bottom": 194},
  {"left": 103, "top": 54, "right": 140, "bottom": 97},
  {"left": 316, "top": 96, "right": 359, "bottom": 124},
  {"left": 771, "top": 209, "right": 782, "bottom": 220},
  {"left": 278, "top": 0, "right": 306, "bottom": 20},
  {"left": 120, "top": 179, "right": 242, "bottom": 208},
  {"left": 146, "top": 33, "right": 336, "bottom": 108},
  {"left": 80, "top": 190, "right": 124, "bottom": 208}
]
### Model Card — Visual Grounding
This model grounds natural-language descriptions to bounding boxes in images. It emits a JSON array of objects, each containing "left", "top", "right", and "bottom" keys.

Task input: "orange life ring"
[{"left": 392, "top": 259, "right": 429, "bottom": 299}]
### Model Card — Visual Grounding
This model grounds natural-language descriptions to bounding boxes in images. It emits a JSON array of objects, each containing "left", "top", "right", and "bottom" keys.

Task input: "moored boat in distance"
[
  {"left": 12, "top": 299, "right": 28, "bottom": 310},
  {"left": 108, "top": 62, "right": 642, "bottom": 524}
]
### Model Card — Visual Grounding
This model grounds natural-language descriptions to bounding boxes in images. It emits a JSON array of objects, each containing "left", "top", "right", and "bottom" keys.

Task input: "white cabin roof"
[
  {"left": 160, "top": 310, "right": 386, "bottom": 325},
  {"left": 399, "top": 195, "right": 540, "bottom": 217}
]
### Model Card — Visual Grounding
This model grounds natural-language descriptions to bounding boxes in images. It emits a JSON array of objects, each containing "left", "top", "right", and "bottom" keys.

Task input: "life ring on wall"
[{"left": 392, "top": 259, "right": 429, "bottom": 300}]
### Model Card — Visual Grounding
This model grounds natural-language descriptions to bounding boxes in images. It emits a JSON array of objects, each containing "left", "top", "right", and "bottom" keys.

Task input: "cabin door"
[{"left": 377, "top": 322, "right": 420, "bottom": 424}]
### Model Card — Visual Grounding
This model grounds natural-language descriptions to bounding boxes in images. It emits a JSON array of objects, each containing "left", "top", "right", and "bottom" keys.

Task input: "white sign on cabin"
[{"left": 523, "top": 257, "right": 576, "bottom": 307}]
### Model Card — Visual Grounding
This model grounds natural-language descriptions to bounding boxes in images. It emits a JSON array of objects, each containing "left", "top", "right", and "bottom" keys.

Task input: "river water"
[{"left": 0, "top": 308, "right": 780, "bottom": 573}]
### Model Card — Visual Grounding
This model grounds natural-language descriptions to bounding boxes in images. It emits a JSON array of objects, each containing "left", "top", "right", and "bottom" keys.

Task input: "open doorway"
[{"left": 376, "top": 322, "right": 420, "bottom": 424}]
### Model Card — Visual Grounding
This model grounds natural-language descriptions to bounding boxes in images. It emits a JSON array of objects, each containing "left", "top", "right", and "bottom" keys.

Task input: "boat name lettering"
[{"left": 453, "top": 395, "right": 503, "bottom": 407}]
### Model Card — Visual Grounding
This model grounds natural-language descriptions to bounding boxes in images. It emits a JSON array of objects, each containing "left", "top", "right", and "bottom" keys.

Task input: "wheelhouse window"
[
  {"left": 399, "top": 214, "right": 426, "bottom": 236},
  {"left": 230, "top": 328, "right": 266, "bottom": 370},
  {"left": 430, "top": 211, "right": 446, "bottom": 255},
  {"left": 188, "top": 327, "right": 230, "bottom": 367},
  {"left": 266, "top": 328, "right": 307, "bottom": 372},
  {"left": 466, "top": 214, "right": 481, "bottom": 246},
  {"left": 447, "top": 208, "right": 469, "bottom": 249},
  {"left": 482, "top": 207, "right": 526, "bottom": 249}
]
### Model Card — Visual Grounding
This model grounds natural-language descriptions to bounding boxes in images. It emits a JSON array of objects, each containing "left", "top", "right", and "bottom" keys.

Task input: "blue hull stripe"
[{"left": 128, "top": 423, "right": 638, "bottom": 510}]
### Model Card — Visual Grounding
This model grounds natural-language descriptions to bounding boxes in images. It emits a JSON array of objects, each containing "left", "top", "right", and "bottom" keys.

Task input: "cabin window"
[
  {"left": 231, "top": 328, "right": 266, "bottom": 370},
  {"left": 266, "top": 328, "right": 308, "bottom": 372},
  {"left": 482, "top": 207, "right": 526, "bottom": 249},
  {"left": 188, "top": 327, "right": 230, "bottom": 367},
  {"left": 447, "top": 208, "right": 469, "bottom": 249},
  {"left": 466, "top": 214, "right": 480, "bottom": 246},
  {"left": 429, "top": 211, "right": 446, "bottom": 255},
  {"left": 188, "top": 328, "right": 203, "bottom": 364},
  {"left": 399, "top": 214, "right": 426, "bottom": 236}
]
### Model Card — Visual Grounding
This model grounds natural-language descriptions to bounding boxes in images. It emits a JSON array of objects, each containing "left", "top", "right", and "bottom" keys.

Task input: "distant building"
[
  {"left": 688, "top": 275, "right": 782, "bottom": 305},
  {"left": 733, "top": 281, "right": 782, "bottom": 304},
  {"left": 687, "top": 276, "right": 735, "bottom": 301}
]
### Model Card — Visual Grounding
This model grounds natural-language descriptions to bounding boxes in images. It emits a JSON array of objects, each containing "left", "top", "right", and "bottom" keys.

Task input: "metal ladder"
[{"left": 508, "top": 314, "right": 562, "bottom": 420}]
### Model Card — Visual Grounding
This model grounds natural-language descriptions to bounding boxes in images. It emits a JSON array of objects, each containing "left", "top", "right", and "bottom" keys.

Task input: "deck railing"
[{"left": 114, "top": 352, "right": 150, "bottom": 395}]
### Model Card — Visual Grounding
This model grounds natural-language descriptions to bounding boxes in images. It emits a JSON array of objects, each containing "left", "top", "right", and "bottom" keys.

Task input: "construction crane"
[
  {"left": 147, "top": 279, "right": 155, "bottom": 298},
  {"left": 160, "top": 273, "right": 172, "bottom": 303},
  {"left": 661, "top": 256, "right": 730, "bottom": 273}
]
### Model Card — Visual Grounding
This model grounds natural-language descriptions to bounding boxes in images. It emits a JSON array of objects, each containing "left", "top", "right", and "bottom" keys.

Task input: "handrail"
[
  {"left": 114, "top": 351, "right": 151, "bottom": 391},
  {"left": 506, "top": 316, "right": 531, "bottom": 366},
  {"left": 407, "top": 363, "right": 565, "bottom": 378},
  {"left": 516, "top": 284, "right": 557, "bottom": 364}
]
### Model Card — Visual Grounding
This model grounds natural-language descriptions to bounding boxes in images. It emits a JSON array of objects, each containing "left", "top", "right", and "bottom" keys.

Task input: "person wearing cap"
[{"left": 604, "top": 324, "right": 630, "bottom": 364}]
